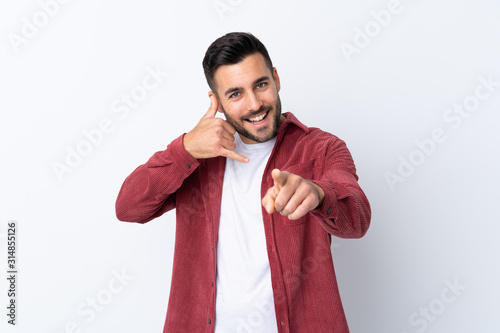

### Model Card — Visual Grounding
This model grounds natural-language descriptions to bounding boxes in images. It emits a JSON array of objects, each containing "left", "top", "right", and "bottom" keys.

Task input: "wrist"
[
  {"left": 311, "top": 181, "right": 325, "bottom": 209},
  {"left": 182, "top": 132, "right": 195, "bottom": 157}
]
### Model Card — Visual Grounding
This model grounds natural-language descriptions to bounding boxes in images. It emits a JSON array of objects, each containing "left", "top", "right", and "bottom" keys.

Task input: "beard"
[{"left": 221, "top": 94, "right": 282, "bottom": 144}]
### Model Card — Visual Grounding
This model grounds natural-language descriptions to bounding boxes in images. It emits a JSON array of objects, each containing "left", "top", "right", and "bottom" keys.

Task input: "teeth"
[{"left": 249, "top": 112, "right": 267, "bottom": 122}]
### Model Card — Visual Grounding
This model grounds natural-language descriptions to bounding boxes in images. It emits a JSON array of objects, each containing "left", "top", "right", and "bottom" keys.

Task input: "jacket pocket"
[{"left": 282, "top": 214, "right": 308, "bottom": 226}]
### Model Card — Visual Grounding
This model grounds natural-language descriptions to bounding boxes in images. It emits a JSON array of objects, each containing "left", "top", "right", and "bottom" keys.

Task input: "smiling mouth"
[{"left": 245, "top": 111, "right": 269, "bottom": 124}]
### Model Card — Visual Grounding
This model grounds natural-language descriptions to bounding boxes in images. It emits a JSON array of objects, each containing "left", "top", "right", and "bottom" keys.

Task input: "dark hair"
[{"left": 202, "top": 32, "right": 274, "bottom": 93}]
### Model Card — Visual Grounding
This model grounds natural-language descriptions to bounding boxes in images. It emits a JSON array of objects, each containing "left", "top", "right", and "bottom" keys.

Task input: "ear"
[
  {"left": 208, "top": 91, "right": 223, "bottom": 113},
  {"left": 272, "top": 67, "right": 281, "bottom": 92}
]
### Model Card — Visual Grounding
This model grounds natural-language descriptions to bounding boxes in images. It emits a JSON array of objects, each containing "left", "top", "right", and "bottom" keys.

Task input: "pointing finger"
[{"left": 271, "top": 169, "right": 288, "bottom": 188}]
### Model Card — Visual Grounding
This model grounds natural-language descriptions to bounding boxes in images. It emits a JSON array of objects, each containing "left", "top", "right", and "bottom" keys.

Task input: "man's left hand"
[{"left": 262, "top": 169, "right": 325, "bottom": 220}]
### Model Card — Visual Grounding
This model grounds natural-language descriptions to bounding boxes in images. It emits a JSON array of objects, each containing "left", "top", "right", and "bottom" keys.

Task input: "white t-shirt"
[{"left": 215, "top": 133, "right": 278, "bottom": 333}]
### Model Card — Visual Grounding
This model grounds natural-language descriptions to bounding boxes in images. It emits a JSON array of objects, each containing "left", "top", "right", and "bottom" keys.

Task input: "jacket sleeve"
[
  {"left": 309, "top": 137, "right": 371, "bottom": 239},
  {"left": 115, "top": 134, "right": 200, "bottom": 223}
]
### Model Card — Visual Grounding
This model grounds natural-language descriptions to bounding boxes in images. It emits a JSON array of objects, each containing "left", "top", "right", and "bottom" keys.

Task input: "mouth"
[{"left": 245, "top": 110, "right": 270, "bottom": 125}]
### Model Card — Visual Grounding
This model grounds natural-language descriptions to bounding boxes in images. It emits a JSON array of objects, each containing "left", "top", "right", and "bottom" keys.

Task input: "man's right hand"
[{"left": 183, "top": 93, "right": 249, "bottom": 163}]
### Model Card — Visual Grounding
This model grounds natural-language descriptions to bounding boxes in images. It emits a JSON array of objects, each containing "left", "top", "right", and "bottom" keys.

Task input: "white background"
[{"left": 1, "top": 0, "right": 499, "bottom": 332}]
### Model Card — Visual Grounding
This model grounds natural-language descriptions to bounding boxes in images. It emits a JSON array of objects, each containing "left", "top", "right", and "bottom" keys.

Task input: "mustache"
[{"left": 242, "top": 106, "right": 272, "bottom": 119}]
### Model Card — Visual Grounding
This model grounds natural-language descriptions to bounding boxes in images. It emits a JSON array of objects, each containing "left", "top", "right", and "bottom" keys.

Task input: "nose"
[{"left": 246, "top": 91, "right": 263, "bottom": 112}]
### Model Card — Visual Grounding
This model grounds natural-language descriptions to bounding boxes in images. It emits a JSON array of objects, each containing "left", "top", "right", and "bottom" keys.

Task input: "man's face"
[{"left": 212, "top": 53, "right": 283, "bottom": 144}]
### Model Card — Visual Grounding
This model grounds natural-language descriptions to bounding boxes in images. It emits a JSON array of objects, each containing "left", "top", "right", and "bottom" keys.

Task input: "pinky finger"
[
  {"left": 287, "top": 196, "right": 315, "bottom": 220},
  {"left": 222, "top": 148, "right": 249, "bottom": 163}
]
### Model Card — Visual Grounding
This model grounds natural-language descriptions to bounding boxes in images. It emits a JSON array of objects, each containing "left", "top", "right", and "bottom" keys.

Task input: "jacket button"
[
  {"left": 327, "top": 208, "right": 332, "bottom": 215},
  {"left": 207, "top": 318, "right": 211, "bottom": 324}
]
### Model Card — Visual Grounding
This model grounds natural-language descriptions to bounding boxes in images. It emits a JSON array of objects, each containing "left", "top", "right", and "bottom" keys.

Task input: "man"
[{"left": 116, "top": 32, "right": 371, "bottom": 333}]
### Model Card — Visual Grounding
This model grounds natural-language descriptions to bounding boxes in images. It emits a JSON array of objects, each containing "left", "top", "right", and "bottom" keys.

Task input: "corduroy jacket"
[{"left": 116, "top": 112, "right": 371, "bottom": 332}]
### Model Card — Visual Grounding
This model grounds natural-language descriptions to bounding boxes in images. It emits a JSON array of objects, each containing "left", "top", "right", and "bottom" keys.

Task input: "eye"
[
  {"left": 256, "top": 82, "right": 267, "bottom": 89},
  {"left": 229, "top": 91, "right": 241, "bottom": 98}
]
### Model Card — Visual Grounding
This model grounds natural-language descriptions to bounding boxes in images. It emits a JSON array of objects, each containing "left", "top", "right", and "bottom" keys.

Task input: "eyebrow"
[{"left": 224, "top": 76, "right": 270, "bottom": 97}]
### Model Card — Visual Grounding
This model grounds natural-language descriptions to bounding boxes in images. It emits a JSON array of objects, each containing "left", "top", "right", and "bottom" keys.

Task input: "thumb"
[
  {"left": 203, "top": 93, "right": 219, "bottom": 119},
  {"left": 271, "top": 169, "right": 287, "bottom": 188}
]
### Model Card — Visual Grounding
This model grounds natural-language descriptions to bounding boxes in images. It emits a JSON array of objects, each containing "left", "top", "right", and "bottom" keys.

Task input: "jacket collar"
[{"left": 279, "top": 112, "right": 310, "bottom": 134}]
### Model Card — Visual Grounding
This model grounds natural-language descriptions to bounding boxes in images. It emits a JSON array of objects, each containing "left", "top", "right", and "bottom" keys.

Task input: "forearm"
[
  {"left": 311, "top": 177, "right": 371, "bottom": 238},
  {"left": 115, "top": 134, "right": 199, "bottom": 223},
  {"left": 309, "top": 138, "right": 371, "bottom": 238}
]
